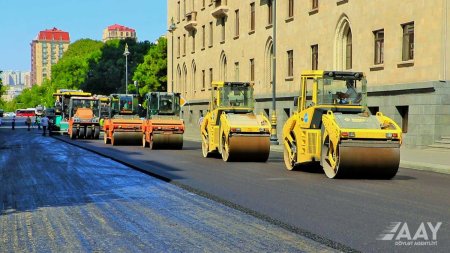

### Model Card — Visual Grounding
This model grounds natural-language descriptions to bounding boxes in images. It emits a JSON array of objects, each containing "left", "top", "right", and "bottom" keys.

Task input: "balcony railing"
[
  {"left": 211, "top": 0, "right": 229, "bottom": 18},
  {"left": 184, "top": 11, "right": 198, "bottom": 31}
]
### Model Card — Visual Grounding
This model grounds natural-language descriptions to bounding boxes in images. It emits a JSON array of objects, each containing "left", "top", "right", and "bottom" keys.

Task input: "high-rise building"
[
  {"left": 1, "top": 70, "right": 30, "bottom": 86},
  {"left": 102, "top": 24, "right": 137, "bottom": 42},
  {"left": 31, "top": 27, "right": 70, "bottom": 85},
  {"left": 168, "top": 0, "right": 450, "bottom": 148}
]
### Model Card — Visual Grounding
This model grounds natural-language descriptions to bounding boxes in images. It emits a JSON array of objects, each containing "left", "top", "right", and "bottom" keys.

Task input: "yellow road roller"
[
  {"left": 283, "top": 71, "right": 402, "bottom": 179},
  {"left": 103, "top": 94, "right": 143, "bottom": 146},
  {"left": 201, "top": 81, "right": 271, "bottom": 162}
]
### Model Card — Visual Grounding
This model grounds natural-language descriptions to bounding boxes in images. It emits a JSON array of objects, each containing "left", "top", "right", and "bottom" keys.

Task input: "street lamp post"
[
  {"left": 123, "top": 43, "right": 130, "bottom": 94},
  {"left": 168, "top": 18, "right": 177, "bottom": 93},
  {"left": 271, "top": 0, "right": 279, "bottom": 144}
]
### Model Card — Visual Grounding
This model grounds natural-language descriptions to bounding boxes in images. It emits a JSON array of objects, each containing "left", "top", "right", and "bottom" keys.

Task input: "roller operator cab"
[
  {"left": 201, "top": 81, "right": 271, "bottom": 162},
  {"left": 103, "top": 94, "right": 143, "bottom": 146},
  {"left": 283, "top": 70, "right": 402, "bottom": 179},
  {"left": 142, "top": 92, "right": 184, "bottom": 149},
  {"left": 67, "top": 97, "right": 101, "bottom": 139}
]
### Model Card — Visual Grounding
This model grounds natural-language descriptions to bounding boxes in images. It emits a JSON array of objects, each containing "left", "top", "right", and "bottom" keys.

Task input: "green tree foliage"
[
  {"left": 133, "top": 37, "right": 167, "bottom": 97},
  {"left": 10, "top": 37, "right": 164, "bottom": 110},
  {"left": 51, "top": 39, "right": 103, "bottom": 90},
  {"left": 84, "top": 38, "right": 151, "bottom": 95}
]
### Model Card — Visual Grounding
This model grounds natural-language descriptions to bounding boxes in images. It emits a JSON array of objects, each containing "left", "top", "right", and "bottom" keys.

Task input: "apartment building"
[
  {"left": 102, "top": 24, "right": 137, "bottom": 42},
  {"left": 167, "top": 0, "right": 450, "bottom": 148},
  {"left": 31, "top": 27, "right": 70, "bottom": 85}
]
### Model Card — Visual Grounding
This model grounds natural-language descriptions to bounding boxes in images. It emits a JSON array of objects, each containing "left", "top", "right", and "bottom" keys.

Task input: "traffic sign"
[{"left": 180, "top": 96, "right": 187, "bottom": 107}]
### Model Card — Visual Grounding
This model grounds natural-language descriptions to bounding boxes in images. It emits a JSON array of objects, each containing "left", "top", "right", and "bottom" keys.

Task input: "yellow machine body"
[
  {"left": 200, "top": 81, "right": 271, "bottom": 162},
  {"left": 283, "top": 70, "right": 402, "bottom": 179}
]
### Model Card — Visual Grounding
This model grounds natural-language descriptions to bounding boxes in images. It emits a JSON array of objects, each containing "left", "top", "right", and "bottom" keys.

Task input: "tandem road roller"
[
  {"left": 283, "top": 71, "right": 402, "bottom": 179},
  {"left": 142, "top": 92, "right": 184, "bottom": 149},
  {"left": 201, "top": 81, "right": 271, "bottom": 162},
  {"left": 103, "top": 94, "right": 143, "bottom": 146},
  {"left": 67, "top": 96, "right": 101, "bottom": 139}
]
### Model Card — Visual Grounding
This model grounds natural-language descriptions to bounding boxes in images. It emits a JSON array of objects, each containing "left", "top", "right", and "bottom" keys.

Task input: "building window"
[
  {"left": 221, "top": 17, "right": 226, "bottom": 43},
  {"left": 202, "top": 70, "right": 206, "bottom": 89},
  {"left": 311, "top": 45, "right": 318, "bottom": 70},
  {"left": 250, "top": 58, "right": 255, "bottom": 82},
  {"left": 288, "top": 0, "right": 294, "bottom": 18},
  {"left": 268, "top": 1, "right": 273, "bottom": 25},
  {"left": 335, "top": 17, "right": 352, "bottom": 70},
  {"left": 235, "top": 10, "right": 240, "bottom": 37},
  {"left": 183, "top": 34, "right": 186, "bottom": 56},
  {"left": 202, "top": 25, "right": 206, "bottom": 49},
  {"left": 374, "top": 29, "right": 384, "bottom": 65},
  {"left": 177, "top": 1, "right": 181, "bottom": 22},
  {"left": 209, "top": 68, "right": 213, "bottom": 86},
  {"left": 202, "top": 0, "right": 205, "bottom": 9},
  {"left": 191, "top": 62, "right": 197, "bottom": 93},
  {"left": 209, "top": 22, "right": 213, "bottom": 47},
  {"left": 250, "top": 3, "right": 255, "bottom": 32},
  {"left": 402, "top": 22, "right": 414, "bottom": 61},
  {"left": 287, "top": 50, "right": 294, "bottom": 77},
  {"left": 346, "top": 29, "right": 352, "bottom": 69},
  {"left": 177, "top": 36, "right": 181, "bottom": 57},
  {"left": 234, "top": 62, "right": 240, "bottom": 81},
  {"left": 192, "top": 33, "right": 196, "bottom": 53},
  {"left": 312, "top": 0, "right": 319, "bottom": 9}
]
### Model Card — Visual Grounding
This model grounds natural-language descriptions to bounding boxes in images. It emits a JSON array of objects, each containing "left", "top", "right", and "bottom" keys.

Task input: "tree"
[
  {"left": 133, "top": 37, "right": 167, "bottom": 97},
  {"left": 51, "top": 39, "right": 103, "bottom": 90}
]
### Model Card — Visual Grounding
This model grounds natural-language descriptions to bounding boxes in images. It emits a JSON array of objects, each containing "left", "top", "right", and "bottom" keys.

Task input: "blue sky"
[{"left": 0, "top": 0, "right": 167, "bottom": 71}]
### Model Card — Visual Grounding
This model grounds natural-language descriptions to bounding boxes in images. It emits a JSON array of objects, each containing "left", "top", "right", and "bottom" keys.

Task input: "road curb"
[
  {"left": 184, "top": 136, "right": 450, "bottom": 175},
  {"left": 399, "top": 161, "right": 450, "bottom": 175}
]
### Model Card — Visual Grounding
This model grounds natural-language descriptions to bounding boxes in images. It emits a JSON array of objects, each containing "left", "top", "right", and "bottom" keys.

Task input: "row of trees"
[{"left": 4, "top": 37, "right": 167, "bottom": 110}]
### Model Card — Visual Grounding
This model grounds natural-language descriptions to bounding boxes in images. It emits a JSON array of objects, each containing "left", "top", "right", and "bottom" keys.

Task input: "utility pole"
[
  {"left": 168, "top": 18, "right": 177, "bottom": 93},
  {"left": 271, "top": 0, "right": 279, "bottom": 145},
  {"left": 123, "top": 43, "right": 130, "bottom": 94}
]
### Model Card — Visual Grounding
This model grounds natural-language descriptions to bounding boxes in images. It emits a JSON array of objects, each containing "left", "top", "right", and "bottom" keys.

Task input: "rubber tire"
[
  {"left": 94, "top": 126, "right": 100, "bottom": 139},
  {"left": 86, "top": 127, "right": 93, "bottom": 139},
  {"left": 78, "top": 127, "right": 86, "bottom": 139}
]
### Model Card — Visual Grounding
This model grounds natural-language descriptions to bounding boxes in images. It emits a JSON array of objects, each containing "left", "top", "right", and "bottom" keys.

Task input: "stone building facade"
[{"left": 167, "top": 0, "right": 450, "bottom": 148}]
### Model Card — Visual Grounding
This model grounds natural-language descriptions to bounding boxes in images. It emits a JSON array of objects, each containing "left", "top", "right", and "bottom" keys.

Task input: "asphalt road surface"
[
  {"left": 51, "top": 133, "right": 450, "bottom": 253},
  {"left": 0, "top": 128, "right": 334, "bottom": 252}
]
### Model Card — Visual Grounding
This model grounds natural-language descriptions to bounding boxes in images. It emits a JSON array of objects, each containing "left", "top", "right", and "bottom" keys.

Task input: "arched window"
[
  {"left": 346, "top": 29, "right": 352, "bottom": 69},
  {"left": 183, "top": 64, "right": 188, "bottom": 96},
  {"left": 334, "top": 15, "right": 352, "bottom": 70},
  {"left": 220, "top": 51, "right": 228, "bottom": 80},
  {"left": 191, "top": 61, "right": 197, "bottom": 94},
  {"left": 265, "top": 38, "right": 274, "bottom": 86},
  {"left": 177, "top": 65, "right": 181, "bottom": 93}
]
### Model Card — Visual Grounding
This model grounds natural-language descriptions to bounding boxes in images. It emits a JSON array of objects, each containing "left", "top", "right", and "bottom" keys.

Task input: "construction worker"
[
  {"left": 41, "top": 115, "right": 49, "bottom": 136},
  {"left": 26, "top": 116, "right": 32, "bottom": 131}
]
